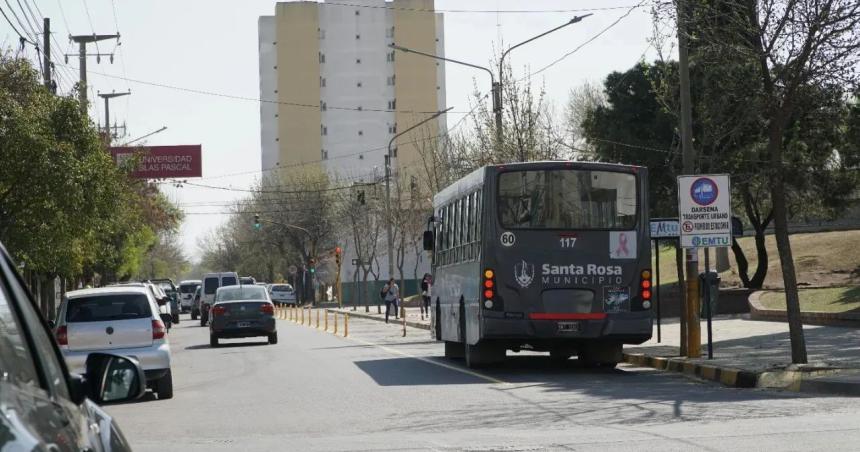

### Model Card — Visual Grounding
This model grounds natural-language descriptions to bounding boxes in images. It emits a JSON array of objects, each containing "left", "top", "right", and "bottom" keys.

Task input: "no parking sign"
[{"left": 677, "top": 174, "right": 732, "bottom": 248}]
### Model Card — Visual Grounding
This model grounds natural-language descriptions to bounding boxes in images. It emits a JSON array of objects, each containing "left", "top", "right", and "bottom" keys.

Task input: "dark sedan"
[{"left": 209, "top": 285, "right": 277, "bottom": 347}]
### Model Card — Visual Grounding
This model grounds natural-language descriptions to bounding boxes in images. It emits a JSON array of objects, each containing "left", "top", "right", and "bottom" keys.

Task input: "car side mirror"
[
  {"left": 83, "top": 353, "right": 146, "bottom": 404},
  {"left": 423, "top": 230, "right": 435, "bottom": 251}
]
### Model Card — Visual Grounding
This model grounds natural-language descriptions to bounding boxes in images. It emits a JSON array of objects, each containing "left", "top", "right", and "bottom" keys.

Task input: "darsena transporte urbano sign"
[
  {"left": 109, "top": 145, "right": 202, "bottom": 179},
  {"left": 677, "top": 174, "right": 732, "bottom": 248}
]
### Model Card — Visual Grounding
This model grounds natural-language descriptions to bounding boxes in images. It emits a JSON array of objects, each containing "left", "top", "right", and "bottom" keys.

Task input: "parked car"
[
  {"left": 149, "top": 279, "right": 180, "bottom": 324},
  {"left": 178, "top": 279, "right": 201, "bottom": 313},
  {"left": 200, "top": 272, "right": 239, "bottom": 327},
  {"left": 110, "top": 282, "right": 174, "bottom": 330},
  {"left": 209, "top": 285, "right": 277, "bottom": 347},
  {"left": 56, "top": 285, "right": 174, "bottom": 399},
  {"left": 191, "top": 286, "right": 202, "bottom": 320},
  {"left": 0, "top": 241, "right": 143, "bottom": 450},
  {"left": 269, "top": 283, "right": 297, "bottom": 306},
  {"left": 239, "top": 276, "right": 256, "bottom": 285}
]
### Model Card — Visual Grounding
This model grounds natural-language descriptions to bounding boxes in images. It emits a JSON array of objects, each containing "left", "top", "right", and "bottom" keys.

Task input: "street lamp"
[
  {"left": 390, "top": 15, "right": 590, "bottom": 161},
  {"left": 385, "top": 107, "right": 453, "bottom": 280}
]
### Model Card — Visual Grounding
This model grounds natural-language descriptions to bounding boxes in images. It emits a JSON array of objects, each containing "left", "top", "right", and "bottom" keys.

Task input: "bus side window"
[
  {"left": 453, "top": 198, "right": 461, "bottom": 263},
  {"left": 444, "top": 204, "right": 452, "bottom": 265},
  {"left": 463, "top": 194, "right": 471, "bottom": 261}
]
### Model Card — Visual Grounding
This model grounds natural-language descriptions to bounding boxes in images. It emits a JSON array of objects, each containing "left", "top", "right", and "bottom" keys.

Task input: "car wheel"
[
  {"left": 268, "top": 332, "right": 278, "bottom": 345},
  {"left": 210, "top": 334, "right": 219, "bottom": 348},
  {"left": 156, "top": 370, "right": 174, "bottom": 400}
]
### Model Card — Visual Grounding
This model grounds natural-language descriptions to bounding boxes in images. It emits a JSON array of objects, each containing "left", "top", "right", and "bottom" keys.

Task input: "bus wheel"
[
  {"left": 549, "top": 349, "right": 573, "bottom": 362},
  {"left": 444, "top": 341, "right": 465, "bottom": 359},
  {"left": 465, "top": 342, "right": 505, "bottom": 368}
]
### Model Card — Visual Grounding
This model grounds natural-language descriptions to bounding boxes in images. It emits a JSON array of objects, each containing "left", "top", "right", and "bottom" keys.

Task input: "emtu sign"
[
  {"left": 109, "top": 145, "right": 202, "bottom": 179},
  {"left": 678, "top": 174, "right": 732, "bottom": 248}
]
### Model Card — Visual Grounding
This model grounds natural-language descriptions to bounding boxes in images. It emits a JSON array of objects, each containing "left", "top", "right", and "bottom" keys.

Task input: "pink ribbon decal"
[{"left": 616, "top": 233, "right": 629, "bottom": 256}]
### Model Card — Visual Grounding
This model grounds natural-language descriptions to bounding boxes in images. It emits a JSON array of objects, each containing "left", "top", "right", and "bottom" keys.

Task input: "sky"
[{"left": 2, "top": 0, "right": 662, "bottom": 261}]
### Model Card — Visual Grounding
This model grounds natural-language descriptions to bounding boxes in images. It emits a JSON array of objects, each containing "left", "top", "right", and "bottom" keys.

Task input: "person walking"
[
  {"left": 420, "top": 273, "right": 432, "bottom": 320},
  {"left": 382, "top": 278, "right": 399, "bottom": 324}
]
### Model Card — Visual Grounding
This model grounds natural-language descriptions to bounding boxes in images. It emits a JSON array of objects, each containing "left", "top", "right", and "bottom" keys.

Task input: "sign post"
[
  {"left": 649, "top": 219, "right": 681, "bottom": 343},
  {"left": 678, "top": 174, "right": 732, "bottom": 359}
]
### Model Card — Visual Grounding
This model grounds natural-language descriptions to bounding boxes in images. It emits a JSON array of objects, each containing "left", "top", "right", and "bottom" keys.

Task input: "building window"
[
  {"left": 358, "top": 130, "right": 363, "bottom": 136},
  {"left": 387, "top": 99, "right": 396, "bottom": 110},
  {"left": 357, "top": 106, "right": 362, "bottom": 111},
  {"left": 355, "top": 10, "right": 360, "bottom": 15},
  {"left": 388, "top": 123, "right": 397, "bottom": 134},
  {"left": 321, "top": 125, "right": 327, "bottom": 136},
  {"left": 356, "top": 34, "right": 360, "bottom": 40},
  {"left": 356, "top": 58, "right": 361, "bottom": 64},
  {"left": 358, "top": 154, "right": 364, "bottom": 160},
  {"left": 357, "top": 81, "right": 362, "bottom": 88},
  {"left": 392, "top": 147, "right": 398, "bottom": 158},
  {"left": 387, "top": 75, "right": 396, "bottom": 86},
  {"left": 319, "top": 52, "right": 325, "bottom": 63},
  {"left": 320, "top": 101, "right": 327, "bottom": 111},
  {"left": 321, "top": 149, "right": 328, "bottom": 160},
  {"left": 320, "top": 77, "right": 326, "bottom": 87}
]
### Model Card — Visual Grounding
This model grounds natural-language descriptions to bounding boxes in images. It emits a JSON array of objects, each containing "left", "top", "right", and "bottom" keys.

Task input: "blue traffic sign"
[{"left": 690, "top": 177, "right": 719, "bottom": 206}]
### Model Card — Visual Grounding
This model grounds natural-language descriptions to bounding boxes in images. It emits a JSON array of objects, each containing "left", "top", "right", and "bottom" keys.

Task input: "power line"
[
  {"left": 15, "top": 0, "right": 40, "bottom": 38},
  {"left": 55, "top": 0, "right": 69, "bottom": 31},
  {"left": 519, "top": 0, "right": 648, "bottom": 82},
  {"left": 1, "top": 3, "right": 35, "bottom": 43},
  {"left": 319, "top": 1, "right": 652, "bottom": 14},
  {"left": 53, "top": 62, "right": 472, "bottom": 115},
  {"left": 81, "top": 0, "right": 100, "bottom": 54}
]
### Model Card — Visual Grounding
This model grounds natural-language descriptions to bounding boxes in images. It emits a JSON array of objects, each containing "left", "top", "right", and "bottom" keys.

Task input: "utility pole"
[
  {"left": 385, "top": 108, "right": 452, "bottom": 280},
  {"left": 677, "top": 0, "right": 700, "bottom": 358},
  {"left": 69, "top": 33, "right": 120, "bottom": 114},
  {"left": 98, "top": 90, "right": 130, "bottom": 144},
  {"left": 42, "top": 18, "right": 52, "bottom": 92}
]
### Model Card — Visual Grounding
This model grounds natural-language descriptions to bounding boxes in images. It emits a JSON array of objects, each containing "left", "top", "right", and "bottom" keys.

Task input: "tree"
[{"left": 684, "top": 0, "right": 860, "bottom": 363}]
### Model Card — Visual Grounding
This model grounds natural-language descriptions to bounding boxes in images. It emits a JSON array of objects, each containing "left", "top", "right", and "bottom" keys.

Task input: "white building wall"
[
  {"left": 258, "top": 16, "right": 278, "bottom": 173},
  {"left": 319, "top": 0, "right": 395, "bottom": 183}
]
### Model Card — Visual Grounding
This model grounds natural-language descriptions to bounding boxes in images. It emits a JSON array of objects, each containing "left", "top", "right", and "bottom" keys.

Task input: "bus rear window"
[{"left": 498, "top": 169, "right": 637, "bottom": 230}]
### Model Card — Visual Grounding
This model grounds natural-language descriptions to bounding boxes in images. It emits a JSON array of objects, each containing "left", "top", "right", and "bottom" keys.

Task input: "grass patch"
[{"left": 758, "top": 286, "right": 860, "bottom": 313}]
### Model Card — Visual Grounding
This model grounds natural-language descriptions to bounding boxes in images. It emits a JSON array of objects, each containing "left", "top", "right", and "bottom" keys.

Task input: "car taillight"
[
  {"left": 212, "top": 305, "right": 227, "bottom": 316},
  {"left": 640, "top": 269, "right": 652, "bottom": 309},
  {"left": 55, "top": 325, "right": 68, "bottom": 346},
  {"left": 260, "top": 304, "right": 274, "bottom": 315},
  {"left": 482, "top": 269, "right": 496, "bottom": 309},
  {"left": 152, "top": 319, "right": 166, "bottom": 340}
]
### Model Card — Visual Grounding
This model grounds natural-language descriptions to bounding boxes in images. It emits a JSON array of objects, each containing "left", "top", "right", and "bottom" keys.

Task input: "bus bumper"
[{"left": 481, "top": 311, "right": 653, "bottom": 345}]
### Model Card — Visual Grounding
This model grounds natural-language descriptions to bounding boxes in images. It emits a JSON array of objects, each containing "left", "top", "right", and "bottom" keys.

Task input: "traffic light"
[
  {"left": 253, "top": 214, "right": 261, "bottom": 230},
  {"left": 308, "top": 258, "right": 316, "bottom": 274},
  {"left": 335, "top": 247, "right": 342, "bottom": 266}
]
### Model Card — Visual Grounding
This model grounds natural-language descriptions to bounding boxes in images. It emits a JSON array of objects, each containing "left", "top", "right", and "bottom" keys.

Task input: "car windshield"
[
  {"left": 272, "top": 285, "right": 293, "bottom": 292},
  {"left": 216, "top": 286, "right": 267, "bottom": 302},
  {"left": 180, "top": 284, "right": 199, "bottom": 294},
  {"left": 497, "top": 169, "right": 637, "bottom": 230},
  {"left": 222, "top": 276, "right": 238, "bottom": 286},
  {"left": 66, "top": 294, "right": 151, "bottom": 322}
]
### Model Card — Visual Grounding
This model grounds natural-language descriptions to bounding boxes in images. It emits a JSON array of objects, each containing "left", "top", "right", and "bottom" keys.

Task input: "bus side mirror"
[{"left": 423, "top": 230, "right": 435, "bottom": 251}]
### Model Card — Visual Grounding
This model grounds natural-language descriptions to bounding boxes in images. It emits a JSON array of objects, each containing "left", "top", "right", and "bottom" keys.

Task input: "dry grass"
[
  {"left": 651, "top": 230, "right": 860, "bottom": 289},
  {"left": 759, "top": 287, "right": 860, "bottom": 313}
]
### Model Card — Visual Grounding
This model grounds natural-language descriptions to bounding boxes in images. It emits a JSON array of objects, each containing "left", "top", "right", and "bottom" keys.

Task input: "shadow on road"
[
  {"left": 354, "top": 357, "right": 488, "bottom": 385},
  {"left": 185, "top": 341, "right": 269, "bottom": 350}
]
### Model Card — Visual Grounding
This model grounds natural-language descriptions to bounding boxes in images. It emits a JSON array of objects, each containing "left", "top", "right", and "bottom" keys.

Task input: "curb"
[
  {"left": 327, "top": 309, "right": 431, "bottom": 331},
  {"left": 748, "top": 290, "right": 860, "bottom": 327},
  {"left": 622, "top": 352, "right": 759, "bottom": 388}
]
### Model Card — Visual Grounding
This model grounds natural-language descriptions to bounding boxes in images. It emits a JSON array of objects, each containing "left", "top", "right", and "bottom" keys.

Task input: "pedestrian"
[
  {"left": 382, "top": 277, "right": 399, "bottom": 323},
  {"left": 420, "top": 273, "right": 432, "bottom": 320}
]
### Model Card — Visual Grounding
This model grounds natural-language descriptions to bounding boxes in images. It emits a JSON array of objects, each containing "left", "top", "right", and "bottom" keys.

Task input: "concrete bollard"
[
  {"left": 334, "top": 312, "right": 338, "bottom": 335},
  {"left": 300, "top": 306, "right": 304, "bottom": 324},
  {"left": 324, "top": 310, "right": 328, "bottom": 331},
  {"left": 344, "top": 313, "right": 349, "bottom": 337},
  {"left": 402, "top": 306, "right": 406, "bottom": 337},
  {"left": 316, "top": 309, "right": 320, "bottom": 329}
]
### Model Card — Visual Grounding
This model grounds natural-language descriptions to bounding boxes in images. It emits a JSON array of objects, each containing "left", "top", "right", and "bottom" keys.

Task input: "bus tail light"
[
  {"left": 483, "top": 269, "right": 496, "bottom": 309},
  {"left": 640, "top": 269, "right": 653, "bottom": 309}
]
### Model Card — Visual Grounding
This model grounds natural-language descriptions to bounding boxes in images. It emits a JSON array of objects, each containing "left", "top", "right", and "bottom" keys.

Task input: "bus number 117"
[{"left": 559, "top": 237, "right": 577, "bottom": 248}]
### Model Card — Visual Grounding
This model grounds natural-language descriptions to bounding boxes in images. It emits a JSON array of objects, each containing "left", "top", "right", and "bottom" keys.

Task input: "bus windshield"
[{"left": 498, "top": 169, "right": 637, "bottom": 230}]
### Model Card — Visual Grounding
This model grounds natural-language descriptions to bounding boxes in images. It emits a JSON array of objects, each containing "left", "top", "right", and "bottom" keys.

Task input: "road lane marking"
[{"left": 344, "top": 335, "right": 509, "bottom": 385}]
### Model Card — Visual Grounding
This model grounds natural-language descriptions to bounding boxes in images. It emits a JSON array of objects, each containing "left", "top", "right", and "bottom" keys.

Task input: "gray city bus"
[{"left": 424, "top": 161, "right": 653, "bottom": 368}]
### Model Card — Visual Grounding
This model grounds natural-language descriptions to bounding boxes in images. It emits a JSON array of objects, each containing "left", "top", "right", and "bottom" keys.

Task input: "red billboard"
[{"left": 110, "top": 145, "right": 202, "bottom": 179}]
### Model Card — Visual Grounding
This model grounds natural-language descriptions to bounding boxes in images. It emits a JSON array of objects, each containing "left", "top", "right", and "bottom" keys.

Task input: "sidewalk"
[
  {"left": 331, "top": 308, "right": 860, "bottom": 396},
  {"left": 331, "top": 306, "right": 432, "bottom": 331},
  {"left": 626, "top": 315, "right": 860, "bottom": 395}
]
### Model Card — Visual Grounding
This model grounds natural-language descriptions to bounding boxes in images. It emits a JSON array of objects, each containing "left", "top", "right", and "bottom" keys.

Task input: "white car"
[
  {"left": 269, "top": 283, "right": 297, "bottom": 305},
  {"left": 55, "top": 285, "right": 174, "bottom": 399},
  {"left": 179, "top": 279, "right": 201, "bottom": 313}
]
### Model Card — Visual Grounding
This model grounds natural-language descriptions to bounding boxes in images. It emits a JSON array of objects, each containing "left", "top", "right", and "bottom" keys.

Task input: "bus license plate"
[{"left": 557, "top": 321, "right": 580, "bottom": 333}]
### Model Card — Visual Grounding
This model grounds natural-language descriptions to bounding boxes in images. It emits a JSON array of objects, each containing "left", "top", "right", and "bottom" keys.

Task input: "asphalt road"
[{"left": 105, "top": 313, "right": 860, "bottom": 451}]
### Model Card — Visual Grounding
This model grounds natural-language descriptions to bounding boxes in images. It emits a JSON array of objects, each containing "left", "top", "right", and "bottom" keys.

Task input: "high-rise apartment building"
[{"left": 259, "top": 0, "right": 446, "bottom": 182}]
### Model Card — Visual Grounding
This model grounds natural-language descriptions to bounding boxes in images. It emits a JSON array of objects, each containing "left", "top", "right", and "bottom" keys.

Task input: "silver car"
[
  {"left": 56, "top": 285, "right": 174, "bottom": 399},
  {"left": 268, "top": 283, "right": 296, "bottom": 306},
  {"left": 209, "top": 285, "right": 277, "bottom": 347}
]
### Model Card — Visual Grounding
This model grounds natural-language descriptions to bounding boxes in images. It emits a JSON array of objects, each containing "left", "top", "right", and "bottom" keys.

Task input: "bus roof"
[{"left": 433, "top": 161, "right": 645, "bottom": 207}]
